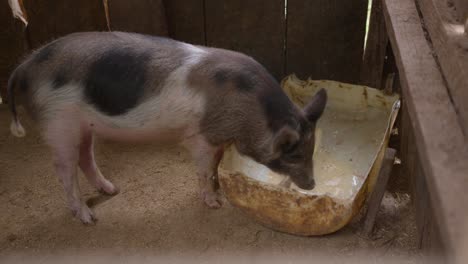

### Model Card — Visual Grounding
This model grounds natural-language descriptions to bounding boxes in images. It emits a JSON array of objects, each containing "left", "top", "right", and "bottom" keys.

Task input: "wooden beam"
[
  {"left": 383, "top": 0, "right": 468, "bottom": 260},
  {"left": 452, "top": 0, "right": 468, "bottom": 23},
  {"left": 362, "top": 148, "right": 396, "bottom": 237},
  {"left": 401, "top": 101, "right": 444, "bottom": 252},
  {"left": 360, "top": 0, "right": 388, "bottom": 89},
  {"left": 416, "top": 0, "right": 468, "bottom": 134}
]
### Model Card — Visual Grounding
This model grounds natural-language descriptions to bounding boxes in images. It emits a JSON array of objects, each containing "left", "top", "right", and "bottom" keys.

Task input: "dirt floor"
[{"left": 0, "top": 105, "right": 421, "bottom": 263}]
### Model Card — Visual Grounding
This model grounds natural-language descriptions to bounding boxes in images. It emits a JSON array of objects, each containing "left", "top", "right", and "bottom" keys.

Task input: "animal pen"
[{"left": 0, "top": 0, "right": 467, "bottom": 263}]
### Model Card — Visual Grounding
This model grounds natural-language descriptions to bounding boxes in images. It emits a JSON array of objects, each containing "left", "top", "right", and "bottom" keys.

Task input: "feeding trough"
[{"left": 219, "top": 75, "right": 400, "bottom": 236}]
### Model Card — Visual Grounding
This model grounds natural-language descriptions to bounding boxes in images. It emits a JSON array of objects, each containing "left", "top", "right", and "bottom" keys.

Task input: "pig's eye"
[
  {"left": 285, "top": 152, "right": 303, "bottom": 162},
  {"left": 283, "top": 142, "right": 299, "bottom": 154}
]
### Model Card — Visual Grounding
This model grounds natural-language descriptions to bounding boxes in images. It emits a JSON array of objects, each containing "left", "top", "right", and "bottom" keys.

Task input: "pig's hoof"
[
  {"left": 202, "top": 192, "right": 223, "bottom": 209},
  {"left": 98, "top": 180, "right": 119, "bottom": 196},
  {"left": 73, "top": 205, "right": 97, "bottom": 225}
]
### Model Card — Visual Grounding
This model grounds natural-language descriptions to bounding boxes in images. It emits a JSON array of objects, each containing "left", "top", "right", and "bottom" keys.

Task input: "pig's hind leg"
[
  {"left": 44, "top": 115, "right": 97, "bottom": 224},
  {"left": 78, "top": 131, "right": 119, "bottom": 195}
]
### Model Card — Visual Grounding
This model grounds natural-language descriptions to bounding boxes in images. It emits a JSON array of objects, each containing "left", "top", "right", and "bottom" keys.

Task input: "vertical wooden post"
[
  {"left": 360, "top": 0, "right": 388, "bottom": 89},
  {"left": 362, "top": 148, "right": 396, "bottom": 237}
]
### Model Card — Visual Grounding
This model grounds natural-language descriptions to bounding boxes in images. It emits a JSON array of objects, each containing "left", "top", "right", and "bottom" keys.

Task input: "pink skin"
[
  {"left": 183, "top": 135, "right": 224, "bottom": 208},
  {"left": 43, "top": 108, "right": 222, "bottom": 224},
  {"left": 44, "top": 112, "right": 95, "bottom": 224},
  {"left": 79, "top": 130, "right": 119, "bottom": 195}
]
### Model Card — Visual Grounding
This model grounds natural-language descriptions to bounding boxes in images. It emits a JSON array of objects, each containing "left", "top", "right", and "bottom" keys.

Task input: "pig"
[{"left": 7, "top": 32, "right": 327, "bottom": 224}]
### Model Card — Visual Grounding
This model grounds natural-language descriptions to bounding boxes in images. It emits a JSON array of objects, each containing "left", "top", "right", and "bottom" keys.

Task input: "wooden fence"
[
  {"left": 5, "top": 0, "right": 468, "bottom": 258},
  {"left": 0, "top": 0, "right": 370, "bottom": 101}
]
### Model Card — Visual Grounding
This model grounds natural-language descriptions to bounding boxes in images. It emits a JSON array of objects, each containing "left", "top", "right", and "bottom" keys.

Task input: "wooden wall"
[
  {"left": 23, "top": 0, "right": 108, "bottom": 50},
  {"left": 0, "top": 0, "right": 369, "bottom": 100},
  {"left": 2, "top": 0, "right": 460, "bottom": 257},
  {"left": 165, "top": 0, "right": 369, "bottom": 82},
  {"left": 107, "top": 0, "right": 167, "bottom": 36},
  {"left": 0, "top": 0, "right": 27, "bottom": 102},
  {"left": 163, "top": 0, "right": 205, "bottom": 45},
  {"left": 287, "top": 0, "right": 368, "bottom": 83},
  {"left": 204, "top": 0, "right": 286, "bottom": 80},
  {"left": 399, "top": 99, "right": 444, "bottom": 253},
  {"left": 0, "top": 0, "right": 168, "bottom": 102},
  {"left": 371, "top": 20, "right": 445, "bottom": 251},
  {"left": 416, "top": 0, "right": 468, "bottom": 136},
  {"left": 382, "top": 0, "right": 468, "bottom": 259}
]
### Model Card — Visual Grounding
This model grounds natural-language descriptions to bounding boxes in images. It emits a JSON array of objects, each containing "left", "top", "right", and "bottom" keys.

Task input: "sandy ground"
[{"left": 0, "top": 105, "right": 421, "bottom": 262}]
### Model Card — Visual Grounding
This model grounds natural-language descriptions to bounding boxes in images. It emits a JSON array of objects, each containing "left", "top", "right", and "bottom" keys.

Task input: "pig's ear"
[
  {"left": 273, "top": 126, "right": 300, "bottom": 154},
  {"left": 304, "top": 88, "right": 327, "bottom": 122}
]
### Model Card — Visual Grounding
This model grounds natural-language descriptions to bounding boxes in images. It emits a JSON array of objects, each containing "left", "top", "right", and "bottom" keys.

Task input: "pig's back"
[
  {"left": 21, "top": 32, "right": 188, "bottom": 110},
  {"left": 15, "top": 32, "right": 208, "bottom": 135}
]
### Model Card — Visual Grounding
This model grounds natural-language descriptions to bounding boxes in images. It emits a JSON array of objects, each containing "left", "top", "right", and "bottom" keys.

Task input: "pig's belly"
[
  {"left": 90, "top": 124, "right": 188, "bottom": 143},
  {"left": 81, "top": 111, "right": 197, "bottom": 144}
]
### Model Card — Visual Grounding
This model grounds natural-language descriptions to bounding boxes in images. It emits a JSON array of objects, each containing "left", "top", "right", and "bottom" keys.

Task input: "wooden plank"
[
  {"left": 417, "top": 0, "right": 468, "bottom": 134},
  {"left": 107, "top": 0, "right": 168, "bottom": 36},
  {"left": 383, "top": 0, "right": 468, "bottom": 260},
  {"left": 398, "top": 99, "right": 420, "bottom": 193},
  {"left": 416, "top": 164, "right": 445, "bottom": 254},
  {"left": 163, "top": 0, "right": 205, "bottom": 45},
  {"left": 204, "top": 0, "right": 285, "bottom": 80},
  {"left": 380, "top": 42, "right": 398, "bottom": 93},
  {"left": 400, "top": 91, "right": 445, "bottom": 255},
  {"left": 401, "top": 100, "right": 423, "bottom": 246},
  {"left": 452, "top": 0, "right": 468, "bottom": 23},
  {"left": 0, "top": 0, "right": 28, "bottom": 102},
  {"left": 401, "top": 97, "right": 444, "bottom": 253},
  {"left": 362, "top": 148, "right": 396, "bottom": 237},
  {"left": 409, "top": 130, "right": 427, "bottom": 249},
  {"left": 360, "top": 0, "right": 388, "bottom": 89},
  {"left": 286, "top": 0, "right": 367, "bottom": 83},
  {"left": 386, "top": 70, "right": 402, "bottom": 193},
  {"left": 23, "top": 0, "right": 108, "bottom": 49}
]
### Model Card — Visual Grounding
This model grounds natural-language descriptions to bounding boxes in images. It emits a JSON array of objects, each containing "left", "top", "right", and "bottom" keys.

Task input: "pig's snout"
[
  {"left": 300, "top": 178, "right": 315, "bottom": 190},
  {"left": 294, "top": 177, "right": 315, "bottom": 190}
]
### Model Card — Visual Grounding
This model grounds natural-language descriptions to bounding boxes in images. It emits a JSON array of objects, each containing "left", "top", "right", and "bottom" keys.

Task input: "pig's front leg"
[
  {"left": 184, "top": 136, "right": 224, "bottom": 209},
  {"left": 78, "top": 131, "right": 119, "bottom": 195}
]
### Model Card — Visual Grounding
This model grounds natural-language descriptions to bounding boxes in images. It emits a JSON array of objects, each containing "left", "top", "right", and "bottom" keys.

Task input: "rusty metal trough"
[{"left": 219, "top": 75, "right": 400, "bottom": 236}]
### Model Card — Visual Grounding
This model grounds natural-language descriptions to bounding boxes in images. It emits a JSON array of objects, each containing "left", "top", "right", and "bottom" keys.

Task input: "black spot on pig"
[
  {"left": 234, "top": 72, "right": 255, "bottom": 92},
  {"left": 213, "top": 70, "right": 228, "bottom": 85},
  {"left": 257, "top": 74, "right": 297, "bottom": 131},
  {"left": 266, "top": 158, "right": 283, "bottom": 172},
  {"left": 212, "top": 68, "right": 256, "bottom": 92},
  {"left": 84, "top": 48, "right": 150, "bottom": 116},
  {"left": 33, "top": 42, "right": 57, "bottom": 64},
  {"left": 51, "top": 70, "right": 68, "bottom": 90}
]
